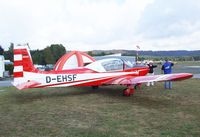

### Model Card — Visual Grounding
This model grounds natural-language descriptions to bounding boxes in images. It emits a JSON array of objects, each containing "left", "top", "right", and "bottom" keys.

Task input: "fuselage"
[
  {"left": 16, "top": 66, "right": 149, "bottom": 89},
  {"left": 12, "top": 46, "right": 149, "bottom": 90}
]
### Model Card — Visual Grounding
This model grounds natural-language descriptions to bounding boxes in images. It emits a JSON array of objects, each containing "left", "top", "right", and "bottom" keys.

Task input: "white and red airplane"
[{"left": 12, "top": 46, "right": 193, "bottom": 96}]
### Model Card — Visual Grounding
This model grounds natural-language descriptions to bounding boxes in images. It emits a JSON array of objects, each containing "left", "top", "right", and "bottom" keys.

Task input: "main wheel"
[
  {"left": 92, "top": 86, "right": 99, "bottom": 90},
  {"left": 134, "top": 83, "right": 142, "bottom": 89},
  {"left": 123, "top": 88, "right": 134, "bottom": 96}
]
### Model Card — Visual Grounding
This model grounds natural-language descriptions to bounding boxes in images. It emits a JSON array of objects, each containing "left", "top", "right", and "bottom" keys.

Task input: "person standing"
[
  {"left": 161, "top": 59, "right": 174, "bottom": 89},
  {"left": 146, "top": 61, "right": 157, "bottom": 86}
]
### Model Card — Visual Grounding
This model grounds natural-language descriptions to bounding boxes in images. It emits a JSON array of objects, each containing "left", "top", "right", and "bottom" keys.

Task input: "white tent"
[{"left": 0, "top": 55, "right": 5, "bottom": 78}]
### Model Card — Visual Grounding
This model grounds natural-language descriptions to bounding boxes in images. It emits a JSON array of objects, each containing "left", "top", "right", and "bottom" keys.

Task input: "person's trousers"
[
  {"left": 146, "top": 73, "right": 155, "bottom": 86},
  {"left": 164, "top": 81, "right": 172, "bottom": 89}
]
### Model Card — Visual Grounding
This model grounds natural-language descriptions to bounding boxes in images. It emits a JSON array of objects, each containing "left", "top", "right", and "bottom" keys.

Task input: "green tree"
[
  {"left": 31, "top": 44, "right": 66, "bottom": 65},
  {"left": 87, "top": 51, "right": 93, "bottom": 56},
  {"left": 43, "top": 46, "right": 55, "bottom": 64},
  {"left": 31, "top": 50, "right": 46, "bottom": 65},
  {"left": 4, "top": 43, "right": 14, "bottom": 62},
  {"left": 49, "top": 44, "right": 66, "bottom": 62}
]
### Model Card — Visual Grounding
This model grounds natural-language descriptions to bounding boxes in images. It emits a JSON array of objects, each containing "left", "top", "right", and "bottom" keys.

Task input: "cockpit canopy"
[{"left": 85, "top": 58, "right": 134, "bottom": 72}]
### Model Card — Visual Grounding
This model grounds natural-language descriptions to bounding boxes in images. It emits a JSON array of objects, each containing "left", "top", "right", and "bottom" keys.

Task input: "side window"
[
  {"left": 102, "top": 60, "right": 123, "bottom": 71},
  {"left": 124, "top": 60, "right": 133, "bottom": 69}
]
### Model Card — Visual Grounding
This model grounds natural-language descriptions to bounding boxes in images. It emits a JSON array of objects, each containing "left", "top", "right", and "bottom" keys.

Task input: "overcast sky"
[{"left": 0, "top": 0, "right": 200, "bottom": 51}]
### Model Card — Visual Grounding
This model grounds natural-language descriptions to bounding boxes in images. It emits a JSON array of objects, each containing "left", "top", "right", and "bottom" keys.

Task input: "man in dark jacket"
[
  {"left": 161, "top": 59, "right": 174, "bottom": 89},
  {"left": 146, "top": 61, "right": 157, "bottom": 86}
]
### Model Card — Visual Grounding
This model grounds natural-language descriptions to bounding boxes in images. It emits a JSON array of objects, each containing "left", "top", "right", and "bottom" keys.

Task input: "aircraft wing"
[{"left": 105, "top": 73, "right": 193, "bottom": 85}]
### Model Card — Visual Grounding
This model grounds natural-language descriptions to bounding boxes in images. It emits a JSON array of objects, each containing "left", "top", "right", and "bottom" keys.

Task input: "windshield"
[
  {"left": 101, "top": 59, "right": 123, "bottom": 71},
  {"left": 85, "top": 58, "right": 134, "bottom": 72}
]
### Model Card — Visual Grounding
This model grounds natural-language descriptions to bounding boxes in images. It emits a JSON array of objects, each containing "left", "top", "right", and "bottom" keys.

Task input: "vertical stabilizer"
[
  {"left": 13, "top": 45, "right": 36, "bottom": 78},
  {"left": 13, "top": 45, "right": 39, "bottom": 89}
]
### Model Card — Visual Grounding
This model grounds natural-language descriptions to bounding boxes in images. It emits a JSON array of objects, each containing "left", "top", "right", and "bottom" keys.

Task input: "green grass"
[{"left": 0, "top": 79, "right": 200, "bottom": 137}]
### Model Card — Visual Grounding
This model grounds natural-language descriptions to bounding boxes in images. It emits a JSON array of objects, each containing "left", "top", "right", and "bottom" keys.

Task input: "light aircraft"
[{"left": 13, "top": 46, "right": 193, "bottom": 96}]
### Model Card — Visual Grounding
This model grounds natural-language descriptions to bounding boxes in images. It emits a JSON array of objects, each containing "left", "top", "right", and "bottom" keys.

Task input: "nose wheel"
[{"left": 123, "top": 87, "right": 135, "bottom": 96}]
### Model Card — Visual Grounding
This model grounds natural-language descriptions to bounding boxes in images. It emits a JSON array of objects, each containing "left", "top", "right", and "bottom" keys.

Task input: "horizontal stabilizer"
[{"left": 12, "top": 80, "right": 41, "bottom": 90}]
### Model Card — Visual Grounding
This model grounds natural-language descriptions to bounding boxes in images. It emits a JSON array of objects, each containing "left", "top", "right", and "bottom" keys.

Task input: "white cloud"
[
  {"left": 136, "top": 0, "right": 200, "bottom": 50},
  {"left": 0, "top": 0, "right": 153, "bottom": 50},
  {"left": 0, "top": 0, "right": 200, "bottom": 51}
]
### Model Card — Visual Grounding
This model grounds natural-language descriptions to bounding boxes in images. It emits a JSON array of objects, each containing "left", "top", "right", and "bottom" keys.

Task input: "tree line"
[
  {"left": 3, "top": 43, "right": 66, "bottom": 65},
  {"left": 1, "top": 43, "right": 200, "bottom": 63},
  {"left": 138, "top": 55, "right": 200, "bottom": 62},
  {"left": 88, "top": 51, "right": 200, "bottom": 61}
]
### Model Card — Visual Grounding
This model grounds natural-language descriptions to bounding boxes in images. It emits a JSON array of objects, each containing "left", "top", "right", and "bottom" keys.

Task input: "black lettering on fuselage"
[
  {"left": 46, "top": 76, "right": 51, "bottom": 83},
  {"left": 73, "top": 74, "right": 77, "bottom": 81},
  {"left": 57, "top": 75, "right": 62, "bottom": 82},
  {"left": 68, "top": 75, "right": 72, "bottom": 81},
  {"left": 62, "top": 75, "right": 67, "bottom": 82},
  {"left": 45, "top": 74, "right": 77, "bottom": 83}
]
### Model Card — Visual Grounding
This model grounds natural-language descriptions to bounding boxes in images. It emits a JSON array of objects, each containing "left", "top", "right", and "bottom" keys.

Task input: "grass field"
[{"left": 0, "top": 79, "right": 200, "bottom": 137}]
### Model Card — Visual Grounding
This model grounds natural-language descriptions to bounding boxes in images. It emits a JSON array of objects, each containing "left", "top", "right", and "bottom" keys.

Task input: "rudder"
[{"left": 13, "top": 45, "right": 36, "bottom": 78}]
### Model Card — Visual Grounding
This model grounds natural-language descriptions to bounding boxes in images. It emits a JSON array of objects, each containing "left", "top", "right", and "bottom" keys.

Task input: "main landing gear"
[
  {"left": 123, "top": 85, "right": 135, "bottom": 96},
  {"left": 92, "top": 86, "right": 99, "bottom": 90},
  {"left": 122, "top": 84, "right": 142, "bottom": 96},
  {"left": 123, "top": 88, "right": 135, "bottom": 96}
]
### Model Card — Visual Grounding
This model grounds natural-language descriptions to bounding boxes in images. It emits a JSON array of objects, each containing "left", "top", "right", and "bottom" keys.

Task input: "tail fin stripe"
[
  {"left": 14, "top": 49, "right": 27, "bottom": 55},
  {"left": 14, "top": 54, "right": 22, "bottom": 61},
  {"left": 13, "top": 45, "right": 37, "bottom": 81},
  {"left": 13, "top": 72, "right": 23, "bottom": 77},
  {"left": 14, "top": 61, "right": 23, "bottom": 66},
  {"left": 14, "top": 66, "right": 23, "bottom": 72}
]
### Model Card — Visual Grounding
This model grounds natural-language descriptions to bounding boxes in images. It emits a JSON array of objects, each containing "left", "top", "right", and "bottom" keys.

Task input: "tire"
[{"left": 92, "top": 86, "right": 99, "bottom": 90}]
